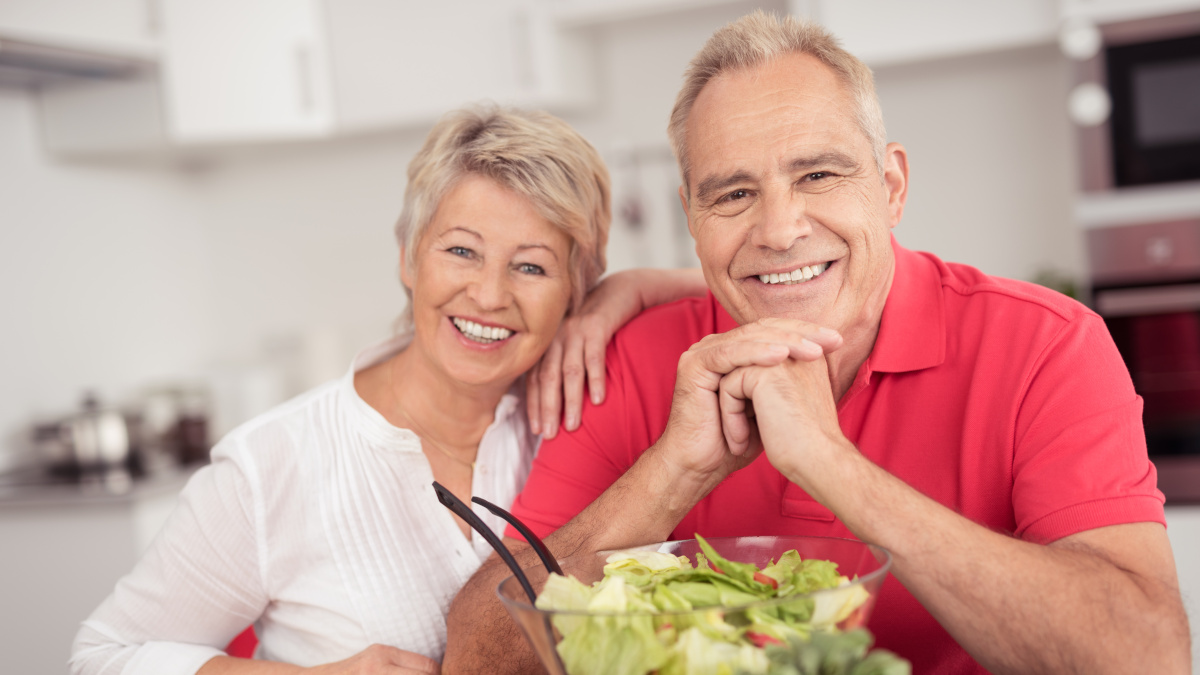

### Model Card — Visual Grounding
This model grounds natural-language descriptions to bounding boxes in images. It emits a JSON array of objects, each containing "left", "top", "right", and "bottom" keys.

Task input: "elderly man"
[{"left": 443, "top": 11, "right": 1190, "bottom": 675}]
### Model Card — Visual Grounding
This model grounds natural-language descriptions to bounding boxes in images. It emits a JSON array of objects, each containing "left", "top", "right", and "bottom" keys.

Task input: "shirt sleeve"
[
  {"left": 1012, "top": 312, "right": 1165, "bottom": 544},
  {"left": 507, "top": 340, "right": 642, "bottom": 540},
  {"left": 69, "top": 439, "right": 269, "bottom": 675}
]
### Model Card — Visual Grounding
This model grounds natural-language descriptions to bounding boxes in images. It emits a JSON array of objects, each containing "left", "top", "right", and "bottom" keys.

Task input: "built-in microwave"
[{"left": 1076, "top": 11, "right": 1200, "bottom": 192}]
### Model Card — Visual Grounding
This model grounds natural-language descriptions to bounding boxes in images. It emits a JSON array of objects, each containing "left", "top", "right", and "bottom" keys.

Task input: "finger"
[
  {"left": 561, "top": 330, "right": 586, "bottom": 432},
  {"left": 526, "top": 361, "right": 542, "bottom": 435},
  {"left": 583, "top": 326, "right": 608, "bottom": 406},
  {"left": 393, "top": 654, "right": 440, "bottom": 674},
  {"left": 726, "top": 320, "right": 842, "bottom": 356},
  {"left": 719, "top": 370, "right": 754, "bottom": 456},
  {"left": 685, "top": 341, "right": 790, "bottom": 389},
  {"left": 539, "top": 338, "right": 564, "bottom": 439},
  {"left": 787, "top": 339, "right": 824, "bottom": 362}
]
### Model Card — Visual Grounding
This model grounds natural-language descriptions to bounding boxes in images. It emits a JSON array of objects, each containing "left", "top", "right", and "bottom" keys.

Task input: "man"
[{"left": 443, "top": 12, "right": 1190, "bottom": 674}]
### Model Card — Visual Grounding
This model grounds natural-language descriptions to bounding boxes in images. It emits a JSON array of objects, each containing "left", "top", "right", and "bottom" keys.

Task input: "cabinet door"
[
  {"left": 0, "top": 0, "right": 156, "bottom": 55},
  {"left": 159, "top": 0, "right": 335, "bottom": 143},
  {"left": 324, "top": 0, "right": 565, "bottom": 131}
]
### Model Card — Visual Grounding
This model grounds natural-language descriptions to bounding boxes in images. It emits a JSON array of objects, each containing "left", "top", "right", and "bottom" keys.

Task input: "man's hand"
[
  {"left": 653, "top": 318, "right": 843, "bottom": 495},
  {"left": 717, "top": 353, "right": 850, "bottom": 498}
]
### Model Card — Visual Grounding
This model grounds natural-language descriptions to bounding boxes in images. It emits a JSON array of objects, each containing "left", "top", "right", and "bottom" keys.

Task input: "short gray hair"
[
  {"left": 394, "top": 105, "right": 611, "bottom": 331},
  {"left": 668, "top": 10, "right": 886, "bottom": 190}
]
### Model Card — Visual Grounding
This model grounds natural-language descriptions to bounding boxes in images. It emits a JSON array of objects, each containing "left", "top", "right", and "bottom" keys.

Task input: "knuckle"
[{"left": 561, "top": 363, "right": 585, "bottom": 379}]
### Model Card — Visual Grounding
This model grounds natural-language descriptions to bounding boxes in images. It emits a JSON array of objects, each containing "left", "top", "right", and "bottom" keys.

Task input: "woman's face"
[{"left": 402, "top": 174, "right": 574, "bottom": 390}]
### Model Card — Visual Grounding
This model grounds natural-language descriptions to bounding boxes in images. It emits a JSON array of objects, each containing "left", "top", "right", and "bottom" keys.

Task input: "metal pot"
[{"left": 36, "top": 393, "right": 136, "bottom": 477}]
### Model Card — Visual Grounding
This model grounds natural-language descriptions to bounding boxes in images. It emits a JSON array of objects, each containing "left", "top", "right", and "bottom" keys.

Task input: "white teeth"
[
  {"left": 758, "top": 262, "right": 830, "bottom": 285},
  {"left": 452, "top": 317, "right": 513, "bottom": 344}
]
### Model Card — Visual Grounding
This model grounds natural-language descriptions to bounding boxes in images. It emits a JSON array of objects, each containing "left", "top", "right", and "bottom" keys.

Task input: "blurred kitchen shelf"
[{"left": 1076, "top": 181, "right": 1200, "bottom": 229}]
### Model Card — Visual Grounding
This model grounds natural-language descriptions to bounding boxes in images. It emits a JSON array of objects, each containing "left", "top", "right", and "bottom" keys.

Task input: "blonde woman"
[{"left": 70, "top": 106, "right": 705, "bottom": 675}]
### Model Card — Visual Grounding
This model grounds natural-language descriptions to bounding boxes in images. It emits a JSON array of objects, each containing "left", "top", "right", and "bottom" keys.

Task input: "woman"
[{"left": 70, "top": 107, "right": 705, "bottom": 675}]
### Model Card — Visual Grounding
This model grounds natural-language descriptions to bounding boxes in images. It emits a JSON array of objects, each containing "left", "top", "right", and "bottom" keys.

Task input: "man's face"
[{"left": 683, "top": 52, "right": 907, "bottom": 336}]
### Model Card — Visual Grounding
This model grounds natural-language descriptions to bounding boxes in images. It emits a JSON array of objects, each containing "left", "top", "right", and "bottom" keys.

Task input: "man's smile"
[{"left": 753, "top": 260, "right": 833, "bottom": 285}]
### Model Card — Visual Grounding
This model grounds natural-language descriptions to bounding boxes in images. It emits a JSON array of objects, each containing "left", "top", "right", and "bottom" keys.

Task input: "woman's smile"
[{"left": 449, "top": 316, "right": 516, "bottom": 347}]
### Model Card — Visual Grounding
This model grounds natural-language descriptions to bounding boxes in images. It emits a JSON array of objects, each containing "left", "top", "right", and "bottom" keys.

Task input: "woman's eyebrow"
[
  {"left": 517, "top": 243, "right": 560, "bottom": 261},
  {"left": 445, "top": 226, "right": 483, "bottom": 239},
  {"left": 694, "top": 170, "right": 754, "bottom": 205}
]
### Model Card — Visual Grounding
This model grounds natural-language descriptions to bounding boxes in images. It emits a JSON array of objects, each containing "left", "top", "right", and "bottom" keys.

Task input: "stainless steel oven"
[{"left": 1090, "top": 219, "right": 1200, "bottom": 502}]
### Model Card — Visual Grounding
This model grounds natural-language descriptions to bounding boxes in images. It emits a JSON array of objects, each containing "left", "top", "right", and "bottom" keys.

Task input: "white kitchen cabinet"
[
  {"left": 0, "top": 468, "right": 193, "bottom": 675},
  {"left": 0, "top": 0, "right": 157, "bottom": 57},
  {"left": 813, "top": 0, "right": 1058, "bottom": 67},
  {"left": 156, "top": 0, "right": 594, "bottom": 145}
]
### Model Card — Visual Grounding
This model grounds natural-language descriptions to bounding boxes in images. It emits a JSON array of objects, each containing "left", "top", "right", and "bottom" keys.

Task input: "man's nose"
[
  {"left": 466, "top": 262, "right": 514, "bottom": 311},
  {"left": 750, "top": 190, "right": 813, "bottom": 251}
]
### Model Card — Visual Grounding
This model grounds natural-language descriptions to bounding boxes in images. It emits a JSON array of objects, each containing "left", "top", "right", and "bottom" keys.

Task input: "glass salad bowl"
[{"left": 496, "top": 535, "right": 895, "bottom": 675}]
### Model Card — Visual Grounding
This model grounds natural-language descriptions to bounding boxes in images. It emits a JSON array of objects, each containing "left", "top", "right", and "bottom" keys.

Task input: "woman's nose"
[
  {"left": 466, "top": 263, "right": 514, "bottom": 311},
  {"left": 750, "top": 191, "right": 813, "bottom": 251}
]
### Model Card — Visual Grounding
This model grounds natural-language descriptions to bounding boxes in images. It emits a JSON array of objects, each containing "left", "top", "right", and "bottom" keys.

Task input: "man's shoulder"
[
  {"left": 935, "top": 256, "right": 1093, "bottom": 325},
  {"left": 617, "top": 293, "right": 721, "bottom": 344},
  {"left": 606, "top": 293, "right": 722, "bottom": 376}
]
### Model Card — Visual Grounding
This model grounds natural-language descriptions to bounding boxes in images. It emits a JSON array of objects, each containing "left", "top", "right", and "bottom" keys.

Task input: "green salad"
[{"left": 534, "top": 535, "right": 909, "bottom": 675}]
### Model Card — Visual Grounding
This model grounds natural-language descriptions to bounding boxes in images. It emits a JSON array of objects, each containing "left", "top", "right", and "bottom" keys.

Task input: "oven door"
[{"left": 1097, "top": 283, "right": 1200, "bottom": 502}]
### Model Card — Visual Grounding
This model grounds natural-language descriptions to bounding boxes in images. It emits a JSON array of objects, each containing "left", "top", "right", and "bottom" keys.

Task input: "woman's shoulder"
[{"left": 211, "top": 377, "right": 351, "bottom": 466}]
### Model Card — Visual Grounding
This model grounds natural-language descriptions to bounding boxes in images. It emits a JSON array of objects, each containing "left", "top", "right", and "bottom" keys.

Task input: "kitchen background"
[{"left": 1, "top": 0, "right": 1198, "bottom": 672}]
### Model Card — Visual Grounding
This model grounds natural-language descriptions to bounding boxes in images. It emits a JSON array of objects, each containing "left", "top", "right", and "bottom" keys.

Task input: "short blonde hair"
[
  {"left": 668, "top": 10, "right": 887, "bottom": 190},
  {"left": 395, "top": 106, "right": 611, "bottom": 330}
]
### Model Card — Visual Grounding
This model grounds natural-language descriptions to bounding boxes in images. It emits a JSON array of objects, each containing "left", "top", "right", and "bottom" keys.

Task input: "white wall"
[
  {"left": 877, "top": 44, "right": 1083, "bottom": 284},
  {"left": 0, "top": 90, "right": 214, "bottom": 469}
]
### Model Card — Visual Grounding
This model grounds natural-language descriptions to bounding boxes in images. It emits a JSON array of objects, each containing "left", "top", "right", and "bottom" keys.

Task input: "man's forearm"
[
  {"left": 443, "top": 542, "right": 543, "bottom": 675},
  {"left": 443, "top": 441, "right": 727, "bottom": 674},
  {"left": 806, "top": 446, "right": 1190, "bottom": 674}
]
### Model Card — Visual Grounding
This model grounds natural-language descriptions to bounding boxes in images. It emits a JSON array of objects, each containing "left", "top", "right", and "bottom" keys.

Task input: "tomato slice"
[
  {"left": 746, "top": 631, "right": 782, "bottom": 648},
  {"left": 753, "top": 571, "right": 778, "bottom": 589}
]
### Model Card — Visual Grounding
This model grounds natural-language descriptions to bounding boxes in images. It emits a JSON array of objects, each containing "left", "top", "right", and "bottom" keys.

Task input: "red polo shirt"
[{"left": 509, "top": 239, "right": 1164, "bottom": 674}]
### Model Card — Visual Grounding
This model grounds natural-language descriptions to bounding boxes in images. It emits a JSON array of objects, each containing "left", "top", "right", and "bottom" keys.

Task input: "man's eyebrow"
[
  {"left": 694, "top": 170, "right": 754, "bottom": 205},
  {"left": 787, "top": 152, "right": 861, "bottom": 174}
]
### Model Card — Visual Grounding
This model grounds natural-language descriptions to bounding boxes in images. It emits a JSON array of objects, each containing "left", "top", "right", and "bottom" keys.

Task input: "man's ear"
[
  {"left": 399, "top": 247, "right": 414, "bottom": 289},
  {"left": 679, "top": 185, "right": 696, "bottom": 238},
  {"left": 883, "top": 142, "right": 909, "bottom": 229}
]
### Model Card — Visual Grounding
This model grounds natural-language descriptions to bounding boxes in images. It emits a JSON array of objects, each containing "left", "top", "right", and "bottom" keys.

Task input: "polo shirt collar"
[
  {"left": 709, "top": 236, "right": 945, "bottom": 373},
  {"left": 869, "top": 235, "right": 945, "bottom": 373}
]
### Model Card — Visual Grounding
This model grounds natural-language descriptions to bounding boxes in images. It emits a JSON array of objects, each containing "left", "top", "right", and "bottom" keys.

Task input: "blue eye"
[
  {"left": 448, "top": 246, "right": 472, "bottom": 258},
  {"left": 518, "top": 263, "right": 545, "bottom": 276}
]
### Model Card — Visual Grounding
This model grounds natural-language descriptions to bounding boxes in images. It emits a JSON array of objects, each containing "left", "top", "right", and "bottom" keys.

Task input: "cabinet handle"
[{"left": 295, "top": 43, "right": 314, "bottom": 114}]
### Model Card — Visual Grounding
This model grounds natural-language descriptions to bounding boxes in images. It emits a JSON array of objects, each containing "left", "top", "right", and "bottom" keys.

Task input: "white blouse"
[{"left": 70, "top": 336, "right": 538, "bottom": 675}]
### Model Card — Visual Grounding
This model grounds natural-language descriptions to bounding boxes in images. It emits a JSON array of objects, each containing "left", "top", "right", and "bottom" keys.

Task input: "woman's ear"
[{"left": 399, "top": 247, "right": 414, "bottom": 289}]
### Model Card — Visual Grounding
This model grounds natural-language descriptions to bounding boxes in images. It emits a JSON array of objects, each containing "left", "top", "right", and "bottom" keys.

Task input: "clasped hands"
[{"left": 659, "top": 317, "right": 851, "bottom": 499}]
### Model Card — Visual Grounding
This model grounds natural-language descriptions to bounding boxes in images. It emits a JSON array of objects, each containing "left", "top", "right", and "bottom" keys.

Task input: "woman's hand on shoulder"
[
  {"left": 526, "top": 268, "right": 707, "bottom": 439},
  {"left": 307, "top": 645, "right": 439, "bottom": 674}
]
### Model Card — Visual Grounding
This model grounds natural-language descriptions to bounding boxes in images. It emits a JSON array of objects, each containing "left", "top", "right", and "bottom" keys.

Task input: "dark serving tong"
[{"left": 431, "top": 481, "right": 563, "bottom": 602}]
